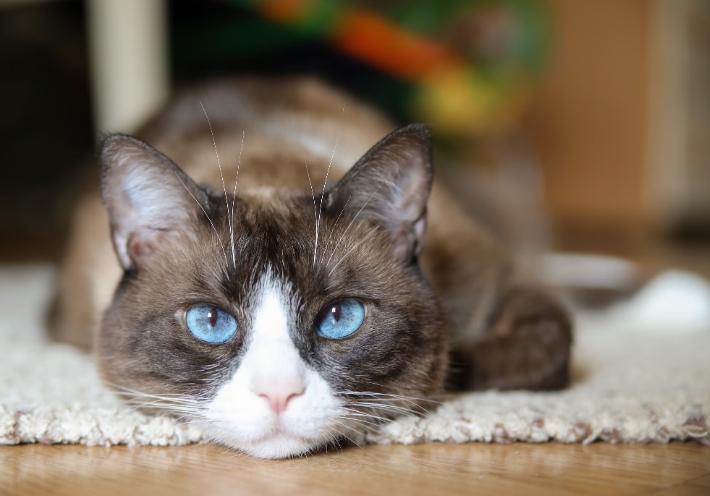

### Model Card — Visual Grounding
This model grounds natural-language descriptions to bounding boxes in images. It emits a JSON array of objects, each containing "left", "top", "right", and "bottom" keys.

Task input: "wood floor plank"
[
  {"left": 1, "top": 443, "right": 708, "bottom": 496},
  {"left": 651, "top": 474, "right": 710, "bottom": 496}
]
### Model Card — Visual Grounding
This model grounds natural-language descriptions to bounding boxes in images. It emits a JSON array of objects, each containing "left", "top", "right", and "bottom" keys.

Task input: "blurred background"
[{"left": 1, "top": 0, "right": 709, "bottom": 277}]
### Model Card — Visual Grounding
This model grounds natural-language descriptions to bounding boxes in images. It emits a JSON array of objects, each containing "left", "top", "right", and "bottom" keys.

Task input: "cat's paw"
[{"left": 449, "top": 287, "right": 572, "bottom": 391}]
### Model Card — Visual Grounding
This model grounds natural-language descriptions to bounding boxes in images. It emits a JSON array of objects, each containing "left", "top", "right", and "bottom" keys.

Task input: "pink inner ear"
[
  {"left": 127, "top": 233, "right": 158, "bottom": 268},
  {"left": 101, "top": 134, "right": 211, "bottom": 272},
  {"left": 389, "top": 213, "right": 428, "bottom": 262},
  {"left": 412, "top": 214, "right": 427, "bottom": 257}
]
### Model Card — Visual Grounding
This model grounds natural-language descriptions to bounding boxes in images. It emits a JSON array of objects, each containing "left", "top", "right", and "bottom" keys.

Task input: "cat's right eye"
[{"left": 185, "top": 304, "right": 238, "bottom": 344}]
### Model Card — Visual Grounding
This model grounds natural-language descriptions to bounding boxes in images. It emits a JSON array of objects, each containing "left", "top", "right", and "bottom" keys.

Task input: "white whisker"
[
  {"left": 339, "top": 410, "right": 389, "bottom": 427},
  {"left": 331, "top": 421, "right": 365, "bottom": 450},
  {"left": 319, "top": 194, "right": 351, "bottom": 266},
  {"left": 335, "top": 390, "right": 441, "bottom": 406},
  {"left": 173, "top": 171, "right": 230, "bottom": 277},
  {"left": 350, "top": 402, "right": 422, "bottom": 416},
  {"left": 327, "top": 229, "right": 376, "bottom": 277},
  {"left": 304, "top": 160, "right": 318, "bottom": 266},
  {"left": 231, "top": 129, "right": 245, "bottom": 259},
  {"left": 314, "top": 129, "right": 340, "bottom": 266},
  {"left": 200, "top": 102, "right": 235, "bottom": 270},
  {"left": 325, "top": 185, "right": 382, "bottom": 269}
]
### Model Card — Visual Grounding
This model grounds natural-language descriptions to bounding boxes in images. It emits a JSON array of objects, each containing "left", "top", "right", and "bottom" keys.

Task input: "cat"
[{"left": 51, "top": 77, "right": 571, "bottom": 459}]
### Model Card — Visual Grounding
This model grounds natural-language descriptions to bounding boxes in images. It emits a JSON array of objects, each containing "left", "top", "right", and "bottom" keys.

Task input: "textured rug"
[{"left": 1, "top": 264, "right": 708, "bottom": 447}]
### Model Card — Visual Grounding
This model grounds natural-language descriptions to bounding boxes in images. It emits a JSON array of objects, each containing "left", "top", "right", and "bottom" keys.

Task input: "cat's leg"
[
  {"left": 448, "top": 287, "right": 572, "bottom": 391},
  {"left": 421, "top": 184, "right": 572, "bottom": 391},
  {"left": 49, "top": 190, "right": 120, "bottom": 351}
]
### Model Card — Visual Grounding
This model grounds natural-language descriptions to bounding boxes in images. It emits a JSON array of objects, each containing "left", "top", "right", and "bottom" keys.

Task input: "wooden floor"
[
  {"left": 3, "top": 217, "right": 709, "bottom": 496},
  {"left": 1, "top": 442, "right": 708, "bottom": 496}
]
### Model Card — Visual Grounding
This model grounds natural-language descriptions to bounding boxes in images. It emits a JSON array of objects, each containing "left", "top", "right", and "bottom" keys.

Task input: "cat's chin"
[{"left": 208, "top": 428, "right": 332, "bottom": 459}]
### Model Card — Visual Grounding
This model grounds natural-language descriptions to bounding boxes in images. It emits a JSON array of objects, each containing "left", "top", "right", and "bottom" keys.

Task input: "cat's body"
[{"left": 53, "top": 77, "right": 571, "bottom": 458}]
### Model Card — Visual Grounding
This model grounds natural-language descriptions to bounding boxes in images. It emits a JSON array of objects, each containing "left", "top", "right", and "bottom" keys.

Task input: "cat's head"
[{"left": 97, "top": 124, "right": 449, "bottom": 459}]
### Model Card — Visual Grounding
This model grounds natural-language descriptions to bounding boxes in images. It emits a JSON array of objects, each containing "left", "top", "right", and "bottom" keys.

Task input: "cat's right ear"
[{"left": 100, "top": 134, "right": 209, "bottom": 271}]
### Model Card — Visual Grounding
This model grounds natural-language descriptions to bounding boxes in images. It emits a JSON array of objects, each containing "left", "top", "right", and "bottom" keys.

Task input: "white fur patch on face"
[{"left": 202, "top": 274, "right": 344, "bottom": 459}]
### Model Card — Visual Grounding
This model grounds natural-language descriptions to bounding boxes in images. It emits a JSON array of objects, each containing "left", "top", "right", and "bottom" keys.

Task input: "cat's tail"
[{"left": 542, "top": 252, "right": 710, "bottom": 334}]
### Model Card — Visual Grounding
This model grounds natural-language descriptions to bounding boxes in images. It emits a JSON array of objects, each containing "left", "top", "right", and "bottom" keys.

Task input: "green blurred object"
[{"left": 173, "top": 0, "right": 551, "bottom": 136}]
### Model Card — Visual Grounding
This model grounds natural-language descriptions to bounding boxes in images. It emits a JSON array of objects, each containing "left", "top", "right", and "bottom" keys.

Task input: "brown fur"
[{"left": 52, "top": 76, "right": 571, "bottom": 426}]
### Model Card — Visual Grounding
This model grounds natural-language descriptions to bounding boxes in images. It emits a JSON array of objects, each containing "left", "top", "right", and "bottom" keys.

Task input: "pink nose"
[{"left": 252, "top": 380, "right": 305, "bottom": 415}]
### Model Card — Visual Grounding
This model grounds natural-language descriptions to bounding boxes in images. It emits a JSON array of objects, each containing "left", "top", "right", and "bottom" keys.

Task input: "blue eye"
[
  {"left": 315, "top": 299, "right": 365, "bottom": 339},
  {"left": 185, "top": 304, "right": 237, "bottom": 343}
]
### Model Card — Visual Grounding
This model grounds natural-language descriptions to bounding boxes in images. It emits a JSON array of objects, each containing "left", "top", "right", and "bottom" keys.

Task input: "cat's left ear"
[{"left": 327, "top": 124, "right": 433, "bottom": 261}]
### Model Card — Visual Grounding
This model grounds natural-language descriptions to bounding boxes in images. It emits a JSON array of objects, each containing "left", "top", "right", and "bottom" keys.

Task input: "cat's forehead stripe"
[
  {"left": 240, "top": 272, "right": 305, "bottom": 383},
  {"left": 251, "top": 274, "right": 292, "bottom": 342}
]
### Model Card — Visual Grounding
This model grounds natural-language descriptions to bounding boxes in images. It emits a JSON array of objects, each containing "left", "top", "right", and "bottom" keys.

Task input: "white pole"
[{"left": 87, "top": 0, "right": 169, "bottom": 136}]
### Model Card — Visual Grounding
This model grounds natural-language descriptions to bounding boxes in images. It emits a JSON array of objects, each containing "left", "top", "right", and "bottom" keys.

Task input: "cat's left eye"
[
  {"left": 315, "top": 299, "right": 366, "bottom": 339},
  {"left": 185, "top": 304, "right": 238, "bottom": 344}
]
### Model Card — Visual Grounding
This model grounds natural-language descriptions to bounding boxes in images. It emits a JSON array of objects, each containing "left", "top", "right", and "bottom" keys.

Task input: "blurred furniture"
[
  {"left": 85, "top": 0, "right": 709, "bottom": 246},
  {"left": 522, "top": 0, "right": 710, "bottom": 248},
  {"left": 648, "top": 0, "right": 710, "bottom": 238},
  {"left": 0, "top": 0, "right": 171, "bottom": 135},
  {"left": 3, "top": 0, "right": 707, "bottom": 254},
  {"left": 87, "top": 0, "right": 169, "bottom": 134}
]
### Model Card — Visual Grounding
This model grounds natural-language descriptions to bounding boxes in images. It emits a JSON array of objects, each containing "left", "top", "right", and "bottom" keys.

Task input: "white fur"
[
  {"left": 202, "top": 275, "right": 343, "bottom": 458},
  {"left": 577, "top": 269, "right": 710, "bottom": 335}
]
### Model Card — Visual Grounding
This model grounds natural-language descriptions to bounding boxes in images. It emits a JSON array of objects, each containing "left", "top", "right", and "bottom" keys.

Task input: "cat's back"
[{"left": 137, "top": 77, "right": 396, "bottom": 193}]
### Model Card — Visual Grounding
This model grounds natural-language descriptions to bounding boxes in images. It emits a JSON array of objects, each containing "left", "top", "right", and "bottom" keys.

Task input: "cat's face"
[{"left": 98, "top": 125, "right": 449, "bottom": 458}]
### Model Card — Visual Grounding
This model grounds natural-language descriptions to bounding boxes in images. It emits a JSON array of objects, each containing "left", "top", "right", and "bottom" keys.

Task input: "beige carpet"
[{"left": 1, "top": 265, "right": 708, "bottom": 447}]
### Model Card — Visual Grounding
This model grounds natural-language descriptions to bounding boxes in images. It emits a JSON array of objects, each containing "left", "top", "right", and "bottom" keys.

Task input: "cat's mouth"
[
  {"left": 197, "top": 401, "right": 347, "bottom": 459},
  {"left": 255, "top": 420, "right": 300, "bottom": 441},
  {"left": 256, "top": 425, "right": 313, "bottom": 444},
  {"left": 206, "top": 420, "right": 336, "bottom": 459}
]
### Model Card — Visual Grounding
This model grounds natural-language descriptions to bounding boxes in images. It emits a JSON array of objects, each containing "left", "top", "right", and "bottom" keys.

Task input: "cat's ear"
[
  {"left": 100, "top": 134, "right": 209, "bottom": 271},
  {"left": 327, "top": 124, "right": 433, "bottom": 261}
]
